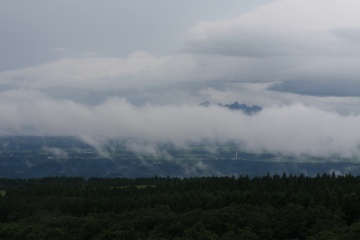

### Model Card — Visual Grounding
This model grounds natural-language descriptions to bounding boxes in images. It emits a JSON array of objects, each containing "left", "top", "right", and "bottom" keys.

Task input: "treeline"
[{"left": 1, "top": 173, "right": 360, "bottom": 239}]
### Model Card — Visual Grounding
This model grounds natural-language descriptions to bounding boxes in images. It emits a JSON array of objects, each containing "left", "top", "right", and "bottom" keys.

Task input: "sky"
[{"left": 1, "top": 0, "right": 360, "bottom": 159}]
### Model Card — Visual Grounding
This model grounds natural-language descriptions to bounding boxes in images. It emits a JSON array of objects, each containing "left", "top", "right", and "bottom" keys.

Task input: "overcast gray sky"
[
  {"left": 1, "top": 0, "right": 360, "bottom": 158},
  {"left": 0, "top": 0, "right": 273, "bottom": 70}
]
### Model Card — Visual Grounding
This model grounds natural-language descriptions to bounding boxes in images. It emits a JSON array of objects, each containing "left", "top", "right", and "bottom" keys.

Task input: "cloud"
[
  {"left": 0, "top": 52, "right": 200, "bottom": 104},
  {"left": 270, "top": 79, "right": 360, "bottom": 97},
  {"left": 0, "top": 52, "right": 197, "bottom": 88},
  {"left": 185, "top": 0, "right": 360, "bottom": 57},
  {"left": 1, "top": 0, "right": 360, "bottom": 161},
  {"left": 183, "top": 0, "right": 360, "bottom": 97},
  {"left": 43, "top": 147, "right": 68, "bottom": 158},
  {"left": 51, "top": 48, "right": 69, "bottom": 53},
  {"left": 0, "top": 97, "right": 359, "bottom": 159}
]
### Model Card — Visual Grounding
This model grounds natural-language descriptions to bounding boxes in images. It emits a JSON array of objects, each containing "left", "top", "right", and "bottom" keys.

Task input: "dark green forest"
[{"left": 1, "top": 174, "right": 360, "bottom": 239}]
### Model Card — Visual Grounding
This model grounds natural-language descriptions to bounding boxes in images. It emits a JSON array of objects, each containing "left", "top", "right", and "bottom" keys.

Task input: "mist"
[{"left": 0, "top": 97, "right": 359, "bottom": 159}]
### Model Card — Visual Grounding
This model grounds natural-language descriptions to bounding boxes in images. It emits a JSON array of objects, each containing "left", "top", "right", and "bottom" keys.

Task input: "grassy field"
[{"left": 0, "top": 190, "right": 5, "bottom": 196}]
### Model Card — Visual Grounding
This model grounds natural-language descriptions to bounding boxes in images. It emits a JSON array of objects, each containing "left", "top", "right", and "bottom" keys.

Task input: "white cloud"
[
  {"left": 181, "top": 0, "right": 360, "bottom": 99},
  {"left": 185, "top": 0, "right": 360, "bottom": 57},
  {"left": 0, "top": 97, "right": 359, "bottom": 159},
  {"left": 0, "top": 52, "right": 198, "bottom": 93},
  {"left": 43, "top": 147, "right": 68, "bottom": 158}
]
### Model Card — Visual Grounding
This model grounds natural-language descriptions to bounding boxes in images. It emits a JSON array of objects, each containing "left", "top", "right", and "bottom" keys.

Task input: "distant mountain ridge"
[{"left": 200, "top": 101, "right": 262, "bottom": 115}]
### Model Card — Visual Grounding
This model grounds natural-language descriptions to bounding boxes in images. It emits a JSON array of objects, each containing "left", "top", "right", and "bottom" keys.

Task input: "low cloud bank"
[{"left": 0, "top": 97, "right": 359, "bottom": 159}]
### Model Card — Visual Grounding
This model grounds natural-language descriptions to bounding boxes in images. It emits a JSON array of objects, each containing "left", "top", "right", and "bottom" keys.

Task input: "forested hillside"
[
  {"left": 1, "top": 136, "right": 360, "bottom": 178},
  {"left": 1, "top": 174, "right": 360, "bottom": 239}
]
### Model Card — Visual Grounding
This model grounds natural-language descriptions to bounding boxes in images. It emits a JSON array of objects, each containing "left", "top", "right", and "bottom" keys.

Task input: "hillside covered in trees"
[
  {"left": 1, "top": 174, "right": 360, "bottom": 239},
  {"left": 2, "top": 136, "right": 360, "bottom": 178}
]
